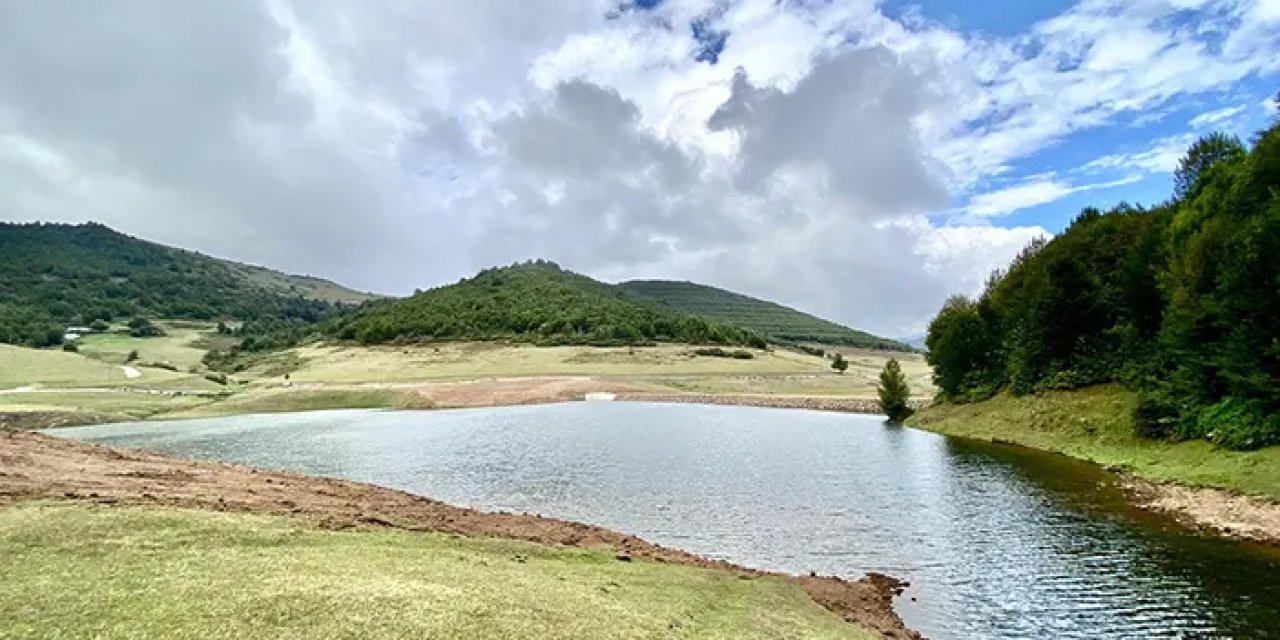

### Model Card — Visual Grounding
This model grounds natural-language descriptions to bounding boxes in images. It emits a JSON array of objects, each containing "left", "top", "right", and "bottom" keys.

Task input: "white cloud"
[
  {"left": 965, "top": 176, "right": 1139, "bottom": 217},
  {"left": 1189, "top": 105, "right": 1248, "bottom": 128},
  {"left": 0, "top": 0, "right": 1276, "bottom": 336},
  {"left": 1082, "top": 133, "right": 1195, "bottom": 174}
]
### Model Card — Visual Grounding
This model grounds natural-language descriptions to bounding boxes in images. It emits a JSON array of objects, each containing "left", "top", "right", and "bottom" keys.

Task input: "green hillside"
[
  {"left": 323, "top": 261, "right": 766, "bottom": 347},
  {"left": 925, "top": 124, "right": 1280, "bottom": 450},
  {"left": 618, "top": 280, "right": 910, "bottom": 351},
  {"left": 0, "top": 222, "right": 372, "bottom": 347}
]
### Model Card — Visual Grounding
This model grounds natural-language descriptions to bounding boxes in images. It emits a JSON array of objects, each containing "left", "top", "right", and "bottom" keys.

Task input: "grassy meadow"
[
  {"left": 907, "top": 385, "right": 1280, "bottom": 501},
  {"left": 0, "top": 502, "right": 867, "bottom": 640},
  {"left": 3, "top": 323, "right": 935, "bottom": 427},
  {"left": 245, "top": 342, "right": 932, "bottom": 397}
]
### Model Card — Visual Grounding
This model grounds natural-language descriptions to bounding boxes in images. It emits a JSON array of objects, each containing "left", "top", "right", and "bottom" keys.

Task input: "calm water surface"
[{"left": 57, "top": 402, "right": 1280, "bottom": 639}]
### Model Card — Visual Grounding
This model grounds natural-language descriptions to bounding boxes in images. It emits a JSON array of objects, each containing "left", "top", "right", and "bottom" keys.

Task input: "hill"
[
  {"left": 322, "top": 261, "right": 766, "bottom": 347},
  {"left": 0, "top": 222, "right": 373, "bottom": 347},
  {"left": 618, "top": 280, "right": 910, "bottom": 351}
]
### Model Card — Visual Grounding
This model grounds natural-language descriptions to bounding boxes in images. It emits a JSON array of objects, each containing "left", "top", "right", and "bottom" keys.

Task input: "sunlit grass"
[{"left": 0, "top": 502, "right": 867, "bottom": 639}]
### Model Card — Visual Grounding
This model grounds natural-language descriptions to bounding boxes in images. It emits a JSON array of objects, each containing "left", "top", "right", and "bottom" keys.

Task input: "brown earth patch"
[
  {"left": 1124, "top": 477, "right": 1280, "bottom": 546},
  {"left": 0, "top": 430, "right": 918, "bottom": 638},
  {"left": 405, "top": 376, "right": 665, "bottom": 408}
]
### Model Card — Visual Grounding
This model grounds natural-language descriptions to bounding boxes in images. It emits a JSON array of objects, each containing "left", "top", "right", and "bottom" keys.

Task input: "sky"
[{"left": 1, "top": 1, "right": 1277, "bottom": 337}]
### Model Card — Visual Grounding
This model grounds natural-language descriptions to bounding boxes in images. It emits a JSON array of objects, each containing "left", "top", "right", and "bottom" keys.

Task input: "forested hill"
[
  {"left": 618, "top": 280, "right": 910, "bottom": 351},
  {"left": 0, "top": 222, "right": 374, "bottom": 347},
  {"left": 925, "top": 122, "right": 1280, "bottom": 451},
  {"left": 321, "top": 261, "right": 767, "bottom": 347}
]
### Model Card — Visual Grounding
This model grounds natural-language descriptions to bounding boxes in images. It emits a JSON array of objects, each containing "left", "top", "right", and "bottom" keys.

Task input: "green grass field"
[
  {"left": 907, "top": 385, "right": 1280, "bottom": 501},
  {"left": 0, "top": 391, "right": 215, "bottom": 424},
  {"left": 0, "top": 344, "right": 215, "bottom": 391},
  {"left": 254, "top": 343, "right": 933, "bottom": 395},
  {"left": 0, "top": 502, "right": 867, "bottom": 639},
  {"left": 156, "top": 388, "right": 434, "bottom": 419},
  {"left": 76, "top": 322, "right": 234, "bottom": 370}
]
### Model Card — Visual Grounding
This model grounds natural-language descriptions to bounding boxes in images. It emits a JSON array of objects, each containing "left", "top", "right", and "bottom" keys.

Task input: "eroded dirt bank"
[{"left": 0, "top": 431, "right": 918, "bottom": 639}]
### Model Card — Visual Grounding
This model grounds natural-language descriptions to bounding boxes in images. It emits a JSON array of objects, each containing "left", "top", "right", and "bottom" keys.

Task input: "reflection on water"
[{"left": 57, "top": 402, "right": 1280, "bottom": 639}]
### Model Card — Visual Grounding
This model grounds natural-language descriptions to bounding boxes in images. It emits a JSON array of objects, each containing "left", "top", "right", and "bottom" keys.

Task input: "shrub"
[
  {"left": 61, "top": 341, "right": 79, "bottom": 352},
  {"left": 831, "top": 352, "right": 848, "bottom": 373},
  {"left": 127, "top": 317, "right": 165, "bottom": 338},
  {"left": 125, "top": 349, "right": 139, "bottom": 363},
  {"left": 1186, "top": 399, "right": 1280, "bottom": 451}
]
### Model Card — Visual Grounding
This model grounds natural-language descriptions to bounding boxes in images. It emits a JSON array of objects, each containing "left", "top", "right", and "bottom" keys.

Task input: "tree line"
[{"left": 925, "top": 116, "right": 1280, "bottom": 450}]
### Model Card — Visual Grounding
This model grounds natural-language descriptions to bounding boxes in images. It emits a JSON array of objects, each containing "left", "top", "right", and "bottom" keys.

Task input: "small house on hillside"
[{"left": 63, "top": 326, "right": 96, "bottom": 342}]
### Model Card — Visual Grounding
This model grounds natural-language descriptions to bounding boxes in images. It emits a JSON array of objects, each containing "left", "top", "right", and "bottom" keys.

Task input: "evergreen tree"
[{"left": 877, "top": 358, "right": 913, "bottom": 423}]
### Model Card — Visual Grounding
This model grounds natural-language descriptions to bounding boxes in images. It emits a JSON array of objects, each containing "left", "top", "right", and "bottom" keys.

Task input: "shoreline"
[
  {"left": 907, "top": 386, "right": 1280, "bottom": 547},
  {"left": 9, "top": 378, "right": 1277, "bottom": 547},
  {"left": 0, "top": 430, "right": 918, "bottom": 638}
]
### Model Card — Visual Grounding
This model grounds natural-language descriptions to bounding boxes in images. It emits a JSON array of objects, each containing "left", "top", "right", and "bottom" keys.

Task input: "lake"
[{"left": 55, "top": 402, "right": 1280, "bottom": 639}]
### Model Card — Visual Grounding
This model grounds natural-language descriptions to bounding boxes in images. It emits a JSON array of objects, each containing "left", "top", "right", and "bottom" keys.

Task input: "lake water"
[{"left": 56, "top": 402, "right": 1280, "bottom": 639}]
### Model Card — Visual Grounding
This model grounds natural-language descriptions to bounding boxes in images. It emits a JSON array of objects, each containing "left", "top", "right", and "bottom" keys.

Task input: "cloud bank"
[{"left": 1, "top": 0, "right": 1276, "bottom": 335}]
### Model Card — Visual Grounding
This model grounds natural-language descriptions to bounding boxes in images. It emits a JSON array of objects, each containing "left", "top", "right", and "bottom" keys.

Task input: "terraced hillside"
[{"left": 618, "top": 280, "right": 910, "bottom": 351}]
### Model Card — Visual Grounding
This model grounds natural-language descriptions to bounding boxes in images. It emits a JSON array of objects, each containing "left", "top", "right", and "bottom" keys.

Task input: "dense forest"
[
  {"left": 618, "top": 280, "right": 910, "bottom": 351},
  {"left": 0, "top": 223, "right": 356, "bottom": 347},
  {"left": 315, "top": 261, "right": 768, "bottom": 348},
  {"left": 925, "top": 118, "right": 1280, "bottom": 450}
]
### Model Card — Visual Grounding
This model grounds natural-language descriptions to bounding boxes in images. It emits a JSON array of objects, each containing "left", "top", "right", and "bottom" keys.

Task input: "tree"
[
  {"left": 877, "top": 358, "right": 913, "bottom": 423},
  {"left": 831, "top": 352, "right": 848, "bottom": 373},
  {"left": 1174, "top": 132, "right": 1246, "bottom": 200}
]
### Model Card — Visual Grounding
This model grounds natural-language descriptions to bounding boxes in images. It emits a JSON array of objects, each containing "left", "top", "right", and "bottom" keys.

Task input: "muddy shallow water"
[{"left": 58, "top": 402, "right": 1280, "bottom": 639}]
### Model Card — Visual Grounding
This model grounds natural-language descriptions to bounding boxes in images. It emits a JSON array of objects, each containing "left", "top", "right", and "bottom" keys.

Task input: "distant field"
[
  {"left": 76, "top": 322, "right": 235, "bottom": 371},
  {"left": 0, "top": 503, "right": 865, "bottom": 639},
  {"left": 264, "top": 343, "right": 819, "bottom": 384},
  {"left": 0, "top": 344, "right": 216, "bottom": 391},
  {"left": 0, "top": 391, "right": 214, "bottom": 423},
  {"left": 250, "top": 343, "right": 934, "bottom": 398}
]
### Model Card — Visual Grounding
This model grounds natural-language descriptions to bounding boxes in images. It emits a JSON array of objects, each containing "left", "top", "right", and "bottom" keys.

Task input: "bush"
[
  {"left": 1186, "top": 399, "right": 1280, "bottom": 451},
  {"left": 797, "top": 345, "right": 826, "bottom": 357},
  {"left": 1133, "top": 393, "right": 1178, "bottom": 439},
  {"left": 61, "top": 341, "right": 79, "bottom": 352},
  {"left": 88, "top": 319, "right": 110, "bottom": 332},
  {"left": 125, "top": 349, "right": 139, "bottom": 363},
  {"left": 143, "top": 361, "right": 179, "bottom": 372},
  {"left": 692, "top": 347, "right": 754, "bottom": 359},
  {"left": 831, "top": 352, "right": 849, "bottom": 373},
  {"left": 204, "top": 372, "right": 229, "bottom": 386},
  {"left": 127, "top": 317, "right": 165, "bottom": 338}
]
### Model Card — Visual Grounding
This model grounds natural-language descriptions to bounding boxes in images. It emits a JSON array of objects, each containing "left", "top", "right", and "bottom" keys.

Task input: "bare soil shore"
[
  {"left": 1124, "top": 477, "right": 1280, "bottom": 546},
  {"left": 0, "top": 431, "right": 918, "bottom": 638}
]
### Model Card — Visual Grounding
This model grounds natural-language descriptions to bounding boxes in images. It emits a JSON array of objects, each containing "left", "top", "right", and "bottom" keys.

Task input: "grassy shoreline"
[
  {"left": 1, "top": 502, "right": 868, "bottom": 639},
  {"left": 906, "top": 384, "right": 1280, "bottom": 502},
  {"left": 1, "top": 431, "right": 914, "bottom": 638}
]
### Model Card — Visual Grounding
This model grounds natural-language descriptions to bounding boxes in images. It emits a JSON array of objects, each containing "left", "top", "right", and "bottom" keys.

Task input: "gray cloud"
[
  {"left": 709, "top": 47, "right": 949, "bottom": 216},
  {"left": 0, "top": 0, "right": 1048, "bottom": 335}
]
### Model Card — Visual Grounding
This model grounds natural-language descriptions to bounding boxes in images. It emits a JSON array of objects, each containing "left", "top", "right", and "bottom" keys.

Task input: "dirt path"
[{"left": 0, "top": 431, "right": 918, "bottom": 639}]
